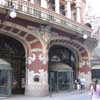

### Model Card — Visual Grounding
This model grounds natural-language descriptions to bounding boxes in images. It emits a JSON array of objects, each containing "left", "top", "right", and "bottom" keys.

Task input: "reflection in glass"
[
  {"left": 49, "top": 71, "right": 73, "bottom": 92},
  {"left": 0, "top": 70, "right": 8, "bottom": 95}
]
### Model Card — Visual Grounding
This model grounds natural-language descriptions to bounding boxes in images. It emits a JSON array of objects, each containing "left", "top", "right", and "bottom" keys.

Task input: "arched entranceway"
[
  {"left": 0, "top": 34, "right": 26, "bottom": 95},
  {"left": 48, "top": 45, "right": 79, "bottom": 93}
]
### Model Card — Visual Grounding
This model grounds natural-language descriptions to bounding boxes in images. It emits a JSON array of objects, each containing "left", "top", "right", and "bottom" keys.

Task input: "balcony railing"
[{"left": 0, "top": 0, "right": 93, "bottom": 37}]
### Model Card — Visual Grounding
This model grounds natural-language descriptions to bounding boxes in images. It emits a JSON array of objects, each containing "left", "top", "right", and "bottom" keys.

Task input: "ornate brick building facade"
[{"left": 0, "top": 0, "right": 98, "bottom": 97}]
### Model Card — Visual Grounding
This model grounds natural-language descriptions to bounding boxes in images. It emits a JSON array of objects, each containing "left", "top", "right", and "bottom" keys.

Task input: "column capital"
[
  {"left": 55, "top": 0, "right": 60, "bottom": 14},
  {"left": 41, "top": 0, "right": 48, "bottom": 8},
  {"left": 65, "top": 0, "right": 71, "bottom": 4},
  {"left": 65, "top": 0, "right": 71, "bottom": 2},
  {"left": 39, "top": 25, "right": 51, "bottom": 44},
  {"left": 65, "top": 0, "right": 71, "bottom": 19}
]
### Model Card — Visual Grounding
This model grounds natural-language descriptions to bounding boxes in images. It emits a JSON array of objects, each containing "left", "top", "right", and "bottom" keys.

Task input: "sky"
[
  {"left": 86, "top": 0, "right": 100, "bottom": 57},
  {"left": 87, "top": 0, "right": 100, "bottom": 17},
  {"left": 85, "top": 0, "right": 100, "bottom": 29}
]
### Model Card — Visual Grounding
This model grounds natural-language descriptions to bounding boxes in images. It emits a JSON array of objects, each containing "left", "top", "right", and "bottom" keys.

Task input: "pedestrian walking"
[
  {"left": 90, "top": 79, "right": 100, "bottom": 100},
  {"left": 74, "top": 79, "right": 78, "bottom": 90},
  {"left": 77, "top": 83, "right": 81, "bottom": 90}
]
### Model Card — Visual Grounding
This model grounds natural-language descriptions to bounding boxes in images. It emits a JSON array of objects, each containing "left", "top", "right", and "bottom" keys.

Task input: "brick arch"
[
  {"left": 0, "top": 30, "right": 29, "bottom": 55},
  {"left": 48, "top": 38, "right": 90, "bottom": 74},
  {"left": 48, "top": 38, "right": 90, "bottom": 75},
  {"left": 0, "top": 21, "right": 44, "bottom": 72},
  {"left": 48, "top": 39, "right": 80, "bottom": 60},
  {"left": 0, "top": 21, "right": 43, "bottom": 53},
  {"left": 48, "top": 41, "right": 79, "bottom": 59},
  {"left": 48, "top": 38, "right": 90, "bottom": 62},
  {"left": 49, "top": 37, "right": 89, "bottom": 59},
  {"left": 48, "top": 40, "right": 80, "bottom": 78},
  {"left": 0, "top": 21, "right": 46, "bottom": 72},
  {"left": 48, "top": 39, "right": 79, "bottom": 64},
  {"left": 72, "top": 39, "right": 89, "bottom": 58}
]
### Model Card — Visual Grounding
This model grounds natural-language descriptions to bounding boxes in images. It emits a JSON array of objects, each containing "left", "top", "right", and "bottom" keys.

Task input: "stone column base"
[
  {"left": 78, "top": 71, "right": 91, "bottom": 88},
  {"left": 25, "top": 83, "right": 49, "bottom": 97}
]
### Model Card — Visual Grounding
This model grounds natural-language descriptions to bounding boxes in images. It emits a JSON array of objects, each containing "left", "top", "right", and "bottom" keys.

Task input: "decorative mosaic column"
[
  {"left": 41, "top": 0, "right": 48, "bottom": 20},
  {"left": 78, "top": 57, "right": 91, "bottom": 88},
  {"left": 75, "top": 0, "right": 81, "bottom": 23},
  {"left": 65, "top": 0, "right": 71, "bottom": 19},
  {"left": 55, "top": 0, "right": 60, "bottom": 14},
  {"left": 30, "top": 0, "right": 34, "bottom": 4},
  {"left": 25, "top": 48, "right": 49, "bottom": 96},
  {"left": 41, "top": 0, "right": 48, "bottom": 8}
]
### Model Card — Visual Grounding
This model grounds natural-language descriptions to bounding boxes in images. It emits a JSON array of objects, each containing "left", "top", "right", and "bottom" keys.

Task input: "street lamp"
[
  {"left": 8, "top": 0, "right": 17, "bottom": 18},
  {"left": 9, "top": 7, "right": 17, "bottom": 18}
]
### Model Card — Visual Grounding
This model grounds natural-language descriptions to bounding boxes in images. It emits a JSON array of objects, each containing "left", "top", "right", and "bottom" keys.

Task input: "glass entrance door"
[
  {"left": 57, "top": 71, "right": 72, "bottom": 91},
  {"left": 49, "top": 71, "right": 57, "bottom": 92},
  {"left": 49, "top": 71, "right": 73, "bottom": 93},
  {"left": 0, "top": 70, "right": 11, "bottom": 96}
]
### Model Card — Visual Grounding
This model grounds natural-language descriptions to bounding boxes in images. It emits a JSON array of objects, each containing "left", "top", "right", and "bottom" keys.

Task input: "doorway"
[
  {"left": 0, "top": 34, "right": 26, "bottom": 95},
  {"left": 49, "top": 63, "right": 73, "bottom": 93},
  {"left": 48, "top": 45, "right": 78, "bottom": 93},
  {"left": 0, "top": 59, "right": 12, "bottom": 96}
]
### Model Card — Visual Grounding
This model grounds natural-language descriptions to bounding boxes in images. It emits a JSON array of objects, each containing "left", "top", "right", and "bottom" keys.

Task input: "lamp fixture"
[
  {"left": 83, "top": 34, "right": 88, "bottom": 39},
  {"left": 9, "top": 8, "right": 17, "bottom": 18},
  {"left": 3, "top": 0, "right": 17, "bottom": 19},
  {"left": 8, "top": 0, "right": 17, "bottom": 19}
]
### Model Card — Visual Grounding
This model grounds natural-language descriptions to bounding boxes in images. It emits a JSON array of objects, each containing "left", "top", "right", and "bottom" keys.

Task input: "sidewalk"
[{"left": 0, "top": 89, "right": 88, "bottom": 100}]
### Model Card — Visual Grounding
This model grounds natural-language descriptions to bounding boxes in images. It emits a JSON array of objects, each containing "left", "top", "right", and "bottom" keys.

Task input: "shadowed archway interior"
[
  {"left": 49, "top": 45, "right": 78, "bottom": 71},
  {"left": 0, "top": 34, "right": 26, "bottom": 94},
  {"left": 48, "top": 45, "right": 79, "bottom": 92}
]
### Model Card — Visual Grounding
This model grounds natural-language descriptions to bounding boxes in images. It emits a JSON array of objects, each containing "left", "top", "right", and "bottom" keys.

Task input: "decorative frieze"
[
  {"left": 79, "top": 57, "right": 91, "bottom": 74},
  {"left": 39, "top": 25, "right": 51, "bottom": 44},
  {"left": 27, "top": 48, "right": 48, "bottom": 72}
]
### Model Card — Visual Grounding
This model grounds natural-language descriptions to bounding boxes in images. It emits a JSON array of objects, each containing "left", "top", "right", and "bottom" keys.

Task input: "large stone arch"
[
  {"left": 0, "top": 29, "right": 29, "bottom": 55},
  {"left": 0, "top": 20, "right": 49, "bottom": 96},
  {"left": 48, "top": 37, "right": 91, "bottom": 86},
  {"left": 49, "top": 37, "right": 89, "bottom": 59},
  {"left": 0, "top": 21, "right": 46, "bottom": 69},
  {"left": 0, "top": 33, "right": 27, "bottom": 94},
  {"left": 48, "top": 39, "right": 80, "bottom": 76},
  {"left": 48, "top": 37, "right": 90, "bottom": 68},
  {"left": 48, "top": 41, "right": 80, "bottom": 61}
]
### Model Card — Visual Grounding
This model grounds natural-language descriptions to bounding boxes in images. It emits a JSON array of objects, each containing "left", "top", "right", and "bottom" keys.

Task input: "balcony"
[{"left": 0, "top": 0, "right": 95, "bottom": 38}]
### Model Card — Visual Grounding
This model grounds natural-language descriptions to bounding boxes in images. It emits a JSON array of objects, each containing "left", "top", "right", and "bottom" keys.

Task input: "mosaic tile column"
[{"left": 25, "top": 48, "right": 49, "bottom": 96}]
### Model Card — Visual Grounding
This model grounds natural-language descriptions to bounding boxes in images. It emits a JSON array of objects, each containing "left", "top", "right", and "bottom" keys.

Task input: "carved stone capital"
[
  {"left": 65, "top": 0, "right": 71, "bottom": 2},
  {"left": 75, "top": 0, "right": 81, "bottom": 8},
  {"left": 39, "top": 25, "right": 51, "bottom": 44}
]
